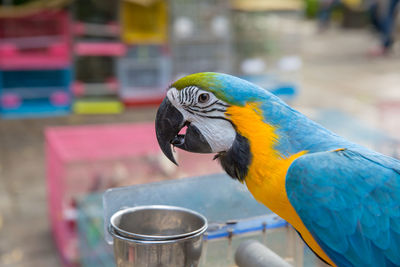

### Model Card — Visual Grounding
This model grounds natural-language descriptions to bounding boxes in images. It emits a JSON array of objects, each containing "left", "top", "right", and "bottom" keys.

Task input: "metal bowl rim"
[
  {"left": 109, "top": 205, "right": 208, "bottom": 241},
  {"left": 108, "top": 224, "right": 207, "bottom": 244}
]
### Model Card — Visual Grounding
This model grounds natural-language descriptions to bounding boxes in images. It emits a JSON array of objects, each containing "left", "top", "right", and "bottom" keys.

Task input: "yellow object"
[
  {"left": 73, "top": 100, "right": 124, "bottom": 114},
  {"left": 231, "top": 0, "right": 303, "bottom": 11},
  {"left": 121, "top": 0, "right": 168, "bottom": 44},
  {"left": 124, "top": 0, "right": 161, "bottom": 6},
  {"left": 333, "top": 148, "right": 346, "bottom": 152},
  {"left": 226, "top": 103, "right": 336, "bottom": 267},
  {"left": 342, "top": 0, "right": 362, "bottom": 9}
]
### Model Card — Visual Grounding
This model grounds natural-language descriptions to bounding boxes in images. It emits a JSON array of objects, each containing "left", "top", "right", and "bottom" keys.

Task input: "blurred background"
[{"left": 0, "top": 0, "right": 399, "bottom": 266}]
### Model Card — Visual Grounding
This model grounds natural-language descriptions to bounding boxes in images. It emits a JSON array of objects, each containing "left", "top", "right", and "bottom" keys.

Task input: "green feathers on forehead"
[
  {"left": 171, "top": 72, "right": 219, "bottom": 91},
  {"left": 171, "top": 72, "right": 228, "bottom": 102}
]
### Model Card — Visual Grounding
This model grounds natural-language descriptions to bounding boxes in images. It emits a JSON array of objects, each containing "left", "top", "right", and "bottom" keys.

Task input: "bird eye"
[{"left": 198, "top": 93, "right": 210, "bottom": 103}]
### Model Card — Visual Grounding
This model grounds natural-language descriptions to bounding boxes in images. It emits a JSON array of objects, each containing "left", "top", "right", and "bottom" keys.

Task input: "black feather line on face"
[
  {"left": 215, "top": 102, "right": 230, "bottom": 108},
  {"left": 192, "top": 99, "right": 219, "bottom": 109},
  {"left": 184, "top": 89, "right": 189, "bottom": 103},
  {"left": 187, "top": 106, "right": 227, "bottom": 114},
  {"left": 216, "top": 133, "right": 251, "bottom": 182},
  {"left": 189, "top": 93, "right": 195, "bottom": 105},
  {"left": 189, "top": 87, "right": 197, "bottom": 105}
]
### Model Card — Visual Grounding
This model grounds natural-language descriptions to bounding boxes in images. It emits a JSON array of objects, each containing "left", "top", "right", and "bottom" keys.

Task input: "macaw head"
[{"left": 155, "top": 72, "right": 278, "bottom": 181}]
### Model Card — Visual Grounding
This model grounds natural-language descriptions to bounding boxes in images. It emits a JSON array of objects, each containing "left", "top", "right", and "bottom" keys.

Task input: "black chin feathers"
[{"left": 216, "top": 133, "right": 251, "bottom": 182}]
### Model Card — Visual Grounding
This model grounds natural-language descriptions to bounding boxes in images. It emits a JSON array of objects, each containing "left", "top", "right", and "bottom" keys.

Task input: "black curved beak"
[{"left": 155, "top": 97, "right": 212, "bottom": 165}]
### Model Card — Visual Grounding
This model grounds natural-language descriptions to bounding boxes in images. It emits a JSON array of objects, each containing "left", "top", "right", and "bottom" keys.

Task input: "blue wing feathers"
[
  {"left": 385, "top": 232, "right": 400, "bottom": 263},
  {"left": 333, "top": 209, "right": 358, "bottom": 235},
  {"left": 348, "top": 229, "right": 372, "bottom": 263},
  {"left": 391, "top": 218, "right": 400, "bottom": 233},
  {"left": 286, "top": 149, "right": 400, "bottom": 266}
]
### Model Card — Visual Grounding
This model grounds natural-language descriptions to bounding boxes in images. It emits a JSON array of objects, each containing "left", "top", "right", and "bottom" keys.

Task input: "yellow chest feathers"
[
  {"left": 226, "top": 103, "right": 305, "bottom": 218},
  {"left": 225, "top": 103, "right": 335, "bottom": 266}
]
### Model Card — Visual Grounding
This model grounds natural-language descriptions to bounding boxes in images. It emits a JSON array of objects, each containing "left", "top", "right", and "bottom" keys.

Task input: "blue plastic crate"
[
  {"left": 0, "top": 69, "right": 71, "bottom": 89},
  {"left": 0, "top": 68, "right": 72, "bottom": 118},
  {"left": 0, "top": 97, "right": 71, "bottom": 119}
]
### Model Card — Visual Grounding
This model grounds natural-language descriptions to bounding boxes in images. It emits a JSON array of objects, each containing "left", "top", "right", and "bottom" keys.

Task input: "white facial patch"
[
  {"left": 166, "top": 87, "right": 236, "bottom": 153},
  {"left": 191, "top": 117, "right": 236, "bottom": 153}
]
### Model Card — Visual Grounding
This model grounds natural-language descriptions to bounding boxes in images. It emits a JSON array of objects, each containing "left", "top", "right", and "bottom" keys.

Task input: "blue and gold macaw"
[{"left": 155, "top": 72, "right": 400, "bottom": 267}]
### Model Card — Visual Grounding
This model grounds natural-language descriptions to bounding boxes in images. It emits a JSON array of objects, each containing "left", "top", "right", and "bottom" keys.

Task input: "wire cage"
[
  {"left": 0, "top": 68, "right": 71, "bottom": 118},
  {"left": 72, "top": 41, "right": 126, "bottom": 114},
  {"left": 73, "top": 0, "right": 119, "bottom": 39},
  {"left": 45, "top": 123, "right": 222, "bottom": 266},
  {"left": 74, "top": 56, "right": 118, "bottom": 98},
  {"left": 46, "top": 123, "right": 165, "bottom": 265},
  {"left": 0, "top": 10, "right": 70, "bottom": 69},
  {"left": 117, "top": 55, "right": 171, "bottom": 106},
  {"left": 169, "top": 0, "right": 231, "bottom": 42}
]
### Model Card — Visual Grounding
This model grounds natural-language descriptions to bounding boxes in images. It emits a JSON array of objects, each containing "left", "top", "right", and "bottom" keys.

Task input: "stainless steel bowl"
[
  {"left": 110, "top": 205, "right": 208, "bottom": 241},
  {"left": 109, "top": 205, "right": 208, "bottom": 267}
]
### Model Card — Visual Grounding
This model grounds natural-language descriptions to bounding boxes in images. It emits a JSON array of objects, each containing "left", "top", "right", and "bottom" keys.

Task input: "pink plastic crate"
[
  {"left": 0, "top": 11, "right": 71, "bottom": 69},
  {"left": 74, "top": 42, "right": 126, "bottom": 56},
  {"left": 45, "top": 123, "right": 222, "bottom": 266}
]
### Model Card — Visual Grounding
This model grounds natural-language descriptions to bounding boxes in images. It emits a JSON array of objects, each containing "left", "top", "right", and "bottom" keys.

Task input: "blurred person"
[
  {"left": 318, "top": 0, "right": 399, "bottom": 54},
  {"left": 369, "top": 0, "right": 400, "bottom": 55},
  {"left": 317, "top": 0, "right": 361, "bottom": 29},
  {"left": 318, "top": 0, "right": 342, "bottom": 29}
]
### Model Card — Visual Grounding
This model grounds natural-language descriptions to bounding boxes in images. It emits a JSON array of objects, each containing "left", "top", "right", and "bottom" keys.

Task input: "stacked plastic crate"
[
  {"left": 118, "top": 0, "right": 171, "bottom": 106},
  {"left": 169, "top": 0, "right": 232, "bottom": 79},
  {"left": 45, "top": 122, "right": 222, "bottom": 266},
  {"left": 231, "top": 0, "right": 303, "bottom": 102},
  {"left": 46, "top": 123, "right": 167, "bottom": 266},
  {"left": 0, "top": 10, "right": 72, "bottom": 118},
  {"left": 72, "top": 0, "right": 125, "bottom": 114}
]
